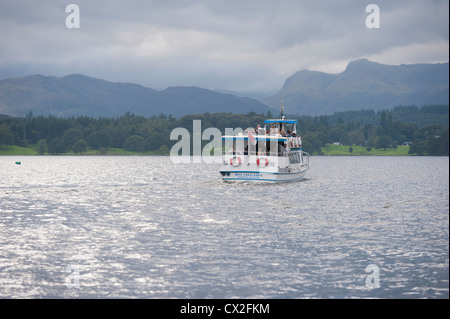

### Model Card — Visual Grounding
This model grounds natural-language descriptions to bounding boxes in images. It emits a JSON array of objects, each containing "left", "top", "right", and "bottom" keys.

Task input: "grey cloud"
[{"left": 0, "top": 0, "right": 448, "bottom": 92}]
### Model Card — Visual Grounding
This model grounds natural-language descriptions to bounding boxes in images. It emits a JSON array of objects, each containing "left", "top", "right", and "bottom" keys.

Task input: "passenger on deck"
[
  {"left": 278, "top": 143, "right": 286, "bottom": 155},
  {"left": 270, "top": 125, "right": 277, "bottom": 135},
  {"left": 257, "top": 125, "right": 265, "bottom": 135}
]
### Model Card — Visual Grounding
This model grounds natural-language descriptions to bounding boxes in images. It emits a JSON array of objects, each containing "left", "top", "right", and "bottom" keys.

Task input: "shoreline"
[{"left": 0, "top": 145, "right": 415, "bottom": 156}]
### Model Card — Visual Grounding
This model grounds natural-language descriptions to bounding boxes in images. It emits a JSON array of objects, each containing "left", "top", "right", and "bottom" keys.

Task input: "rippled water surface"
[{"left": 0, "top": 156, "right": 448, "bottom": 298}]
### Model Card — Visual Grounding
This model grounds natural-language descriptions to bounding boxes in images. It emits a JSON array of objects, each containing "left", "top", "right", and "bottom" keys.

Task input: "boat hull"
[{"left": 220, "top": 168, "right": 309, "bottom": 183}]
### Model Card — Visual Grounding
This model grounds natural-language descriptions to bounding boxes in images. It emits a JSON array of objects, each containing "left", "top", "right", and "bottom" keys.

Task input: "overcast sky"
[{"left": 0, "top": 0, "right": 448, "bottom": 93}]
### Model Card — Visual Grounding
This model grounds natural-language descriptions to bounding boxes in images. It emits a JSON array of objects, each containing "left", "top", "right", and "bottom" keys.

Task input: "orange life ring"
[
  {"left": 230, "top": 156, "right": 242, "bottom": 166},
  {"left": 257, "top": 157, "right": 269, "bottom": 167}
]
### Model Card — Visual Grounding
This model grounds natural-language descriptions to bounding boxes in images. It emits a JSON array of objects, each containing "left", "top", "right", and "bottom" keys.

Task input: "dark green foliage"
[
  {"left": 123, "top": 135, "right": 145, "bottom": 152},
  {"left": 63, "top": 128, "right": 83, "bottom": 149},
  {"left": 0, "top": 125, "right": 14, "bottom": 148},
  {"left": 0, "top": 105, "right": 448, "bottom": 155},
  {"left": 72, "top": 139, "right": 87, "bottom": 154},
  {"left": 37, "top": 139, "right": 48, "bottom": 155},
  {"left": 375, "top": 135, "right": 393, "bottom": 150},
  {"left": 48, "top": 138, "right": 66, "bottom": 155},
  {"left": 88, "top": 130, "right": 112, "bottom": 149}
]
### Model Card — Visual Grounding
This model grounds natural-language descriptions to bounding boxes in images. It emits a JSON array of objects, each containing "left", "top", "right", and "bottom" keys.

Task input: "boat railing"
[
  {"left": 287, "top": 136, "right": 302, "bottom": 148},
  {"left": 221, "top": 134, "right": 304, "bottom": 158},
  {"left": 223, "top": 150, "right": 290, "bottom": 157},
  {"left": 302, "top": 151, "right": 310, "bottom": 168}
]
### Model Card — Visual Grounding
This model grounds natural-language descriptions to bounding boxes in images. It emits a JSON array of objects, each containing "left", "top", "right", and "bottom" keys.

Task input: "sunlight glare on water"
[{"left": 0, "top": 156, "right": 448, "bottom": 298}]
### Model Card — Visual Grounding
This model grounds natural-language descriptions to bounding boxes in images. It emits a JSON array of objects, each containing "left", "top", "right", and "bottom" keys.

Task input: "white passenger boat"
[{"left": 219, "top": 103, "right": 310, "bottom": 182}]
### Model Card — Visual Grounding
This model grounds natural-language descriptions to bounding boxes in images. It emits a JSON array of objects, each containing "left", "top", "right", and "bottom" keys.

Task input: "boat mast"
[{"left": 280, "top": 101, "right": 285, "bottom": 119}]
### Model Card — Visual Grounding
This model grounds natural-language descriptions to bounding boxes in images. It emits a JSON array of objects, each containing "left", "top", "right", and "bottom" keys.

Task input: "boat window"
[
  {"left": 224, "top": 137, "right": 246, "bottom": 155},
  {"left": 223, "top": 136, "right": 290, "bottom": 157}
]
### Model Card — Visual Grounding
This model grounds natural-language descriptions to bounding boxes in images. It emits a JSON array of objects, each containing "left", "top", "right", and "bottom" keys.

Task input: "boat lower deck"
[{"left": 220, "top": 168, "right": 309, "bottom": 182}]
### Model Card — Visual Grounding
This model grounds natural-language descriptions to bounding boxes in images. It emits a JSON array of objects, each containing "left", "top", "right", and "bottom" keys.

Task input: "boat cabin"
[
  {"left": 222, "top": 119, "right": 302, "bottom": 157},
  {"left": 264, "top": 119, "right": 298, "bottom": 137}
]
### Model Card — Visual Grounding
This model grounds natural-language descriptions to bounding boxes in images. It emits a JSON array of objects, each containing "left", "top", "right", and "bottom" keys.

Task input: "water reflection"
[{"left": 0, "top": 156, "right": 448, "bottom": 298}]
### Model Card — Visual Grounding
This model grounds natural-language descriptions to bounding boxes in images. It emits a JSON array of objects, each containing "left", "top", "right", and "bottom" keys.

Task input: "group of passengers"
[{"left": 249, "top": 125, "right": 297, "bottom": 137}]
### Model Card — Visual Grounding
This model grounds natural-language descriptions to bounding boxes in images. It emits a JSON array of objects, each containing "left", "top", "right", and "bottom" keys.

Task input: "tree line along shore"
[{"left": 0, "top": 105, "right": 448, "bottom": 156}]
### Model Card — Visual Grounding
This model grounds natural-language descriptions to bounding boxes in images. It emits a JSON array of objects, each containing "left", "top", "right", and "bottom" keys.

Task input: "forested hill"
[
  {"left": 0, "top": 74, "right": 272, "bottom": 118},
  {"left": 0, "top": 105, "right": 448, "bottom": 156}
]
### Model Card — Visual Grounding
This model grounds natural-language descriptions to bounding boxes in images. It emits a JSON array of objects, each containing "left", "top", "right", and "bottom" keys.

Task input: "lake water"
[{"left": 0, "top": 156, "right": 448, "bottom": 299}]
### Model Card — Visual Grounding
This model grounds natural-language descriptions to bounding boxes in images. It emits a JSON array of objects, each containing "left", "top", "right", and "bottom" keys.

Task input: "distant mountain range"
[
  {"left": 0, "top": 59, "right": 448, "bottom": 118},
  {"left": 265, "top": 59, "right": 449, "bottom": 115},
  {"left": 0, "top": 74, "right": 272, "bottom": 118}
]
